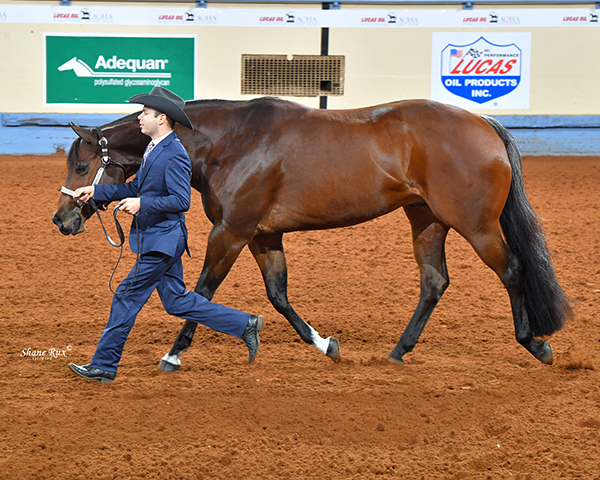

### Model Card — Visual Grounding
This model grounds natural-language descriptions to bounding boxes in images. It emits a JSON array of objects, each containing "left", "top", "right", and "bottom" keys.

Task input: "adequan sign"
[{"left": 44, "top": 34, "right": 196, "bottom": 106}]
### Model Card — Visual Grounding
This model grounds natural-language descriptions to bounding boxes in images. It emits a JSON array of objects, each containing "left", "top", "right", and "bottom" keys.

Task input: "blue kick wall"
[{"left": 1, "top": 113, "right": 599, "bottom": 157}]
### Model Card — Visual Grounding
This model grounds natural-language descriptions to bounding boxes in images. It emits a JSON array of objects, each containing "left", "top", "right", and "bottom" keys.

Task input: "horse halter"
[
  {"left": 59, "top": 127, "right": 139, "bottom": 295},
  {"left": 60, "top": 127, "right": 126, "bottom": 208}
]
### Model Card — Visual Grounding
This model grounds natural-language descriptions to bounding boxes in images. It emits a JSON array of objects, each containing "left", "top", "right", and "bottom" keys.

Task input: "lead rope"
[
  {"left": 90, "top": 200, "right": 140, "bottom": 295},
  {"left": 61, "top": 128, "right": 140, "bottom": 295}
]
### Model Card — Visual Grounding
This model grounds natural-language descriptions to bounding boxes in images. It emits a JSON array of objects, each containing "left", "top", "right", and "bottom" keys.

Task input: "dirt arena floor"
[{"left": 1, "top": 153, "right": 600, "bottom": 479}]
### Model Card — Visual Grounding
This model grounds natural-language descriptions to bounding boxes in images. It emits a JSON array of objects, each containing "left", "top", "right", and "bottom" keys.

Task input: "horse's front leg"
[
  {"left": 388, "top": 206, "right": 450, "bottom": 364},
  {"left": 158, "top": 223, "right": 252, "bottom": 372},
  {"left": 248, "top": 234, "right": 341, "bottom": 362}
]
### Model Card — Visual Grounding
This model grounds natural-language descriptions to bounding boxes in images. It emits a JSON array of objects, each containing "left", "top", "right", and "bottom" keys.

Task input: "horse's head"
[{"left": 52, "top": 117, "right": 145, "bottom": 235}]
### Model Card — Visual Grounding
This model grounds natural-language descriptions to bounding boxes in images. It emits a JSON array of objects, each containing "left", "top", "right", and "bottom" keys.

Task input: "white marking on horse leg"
[
  {"left": 309, "top": 326, "right": 330, "bottom": 355},
  {"left": 161, "top": 353, "right": 181, "bottom": 367}
]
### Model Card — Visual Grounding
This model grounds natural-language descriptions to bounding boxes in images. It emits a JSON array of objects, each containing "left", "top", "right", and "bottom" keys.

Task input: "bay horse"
[{"left": 53, "top": 97, "right": 572, "bottom": 371}]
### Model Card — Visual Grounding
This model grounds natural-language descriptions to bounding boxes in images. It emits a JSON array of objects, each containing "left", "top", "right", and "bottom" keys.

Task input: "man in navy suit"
[{"left": 69, "top": 87, "right": 263, "bottom": 383}]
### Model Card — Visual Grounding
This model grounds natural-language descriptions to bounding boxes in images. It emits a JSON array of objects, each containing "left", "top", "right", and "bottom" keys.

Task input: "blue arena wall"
[{"left": 1, "top": 112, "right": 599, "bottom": 157}]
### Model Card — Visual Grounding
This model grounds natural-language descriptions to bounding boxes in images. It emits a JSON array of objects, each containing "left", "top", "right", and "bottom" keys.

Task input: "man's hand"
[
  {"left": 73, "top": 185, "right": 94, "bottom": 205},
  {"left": 117, "top": 197, "right": 141, "bottom": 215}
]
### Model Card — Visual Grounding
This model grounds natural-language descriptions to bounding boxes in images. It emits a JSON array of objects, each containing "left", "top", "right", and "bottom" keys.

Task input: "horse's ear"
[{"left": 70, "top": 123, "right": 97, "bottom": 145}]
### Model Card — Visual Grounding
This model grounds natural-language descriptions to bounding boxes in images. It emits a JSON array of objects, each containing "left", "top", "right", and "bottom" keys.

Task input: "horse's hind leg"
[
  {"left": 388, "top": 205, "right": 450, "bottom": 364},
  {"left": 462, "top": 225, "right": 554, "bottom": 364},
  {"left": 248, "top": 234, "right": 341, "bottom": 362},
  {"left": 158, "top": 223, "right": 251, "bottom": 372}
]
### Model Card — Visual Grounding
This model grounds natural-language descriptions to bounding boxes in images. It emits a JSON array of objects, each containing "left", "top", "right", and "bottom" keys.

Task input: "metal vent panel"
[{"left": 241, "top": 54, "right": 344, "bottom": 97}]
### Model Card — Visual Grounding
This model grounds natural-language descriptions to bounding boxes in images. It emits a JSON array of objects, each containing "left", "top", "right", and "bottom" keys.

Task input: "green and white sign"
[{"left": 44, "top": 34, "right": 196, "bottom": 106}]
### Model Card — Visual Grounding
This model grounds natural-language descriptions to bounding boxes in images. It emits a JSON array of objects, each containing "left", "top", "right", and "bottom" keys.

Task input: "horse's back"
[
  {"left": 194, "top": 98, "right": 511, "bottom": 235},
  {"left": 270, "top": 99, "right": 509, "bottom": 227}
]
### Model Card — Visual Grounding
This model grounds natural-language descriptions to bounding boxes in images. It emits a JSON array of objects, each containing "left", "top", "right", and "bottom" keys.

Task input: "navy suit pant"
[{"left": 91, "top": 234, "right": 250, "bottom": 372}]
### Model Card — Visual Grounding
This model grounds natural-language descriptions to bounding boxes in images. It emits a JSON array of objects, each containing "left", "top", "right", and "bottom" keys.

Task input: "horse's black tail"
[{"left": 481, "top": 115, "right": 573, "bottom": 336}]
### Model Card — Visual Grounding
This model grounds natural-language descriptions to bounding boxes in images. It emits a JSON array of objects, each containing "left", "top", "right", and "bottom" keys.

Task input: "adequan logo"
[
  {"left": 58, "top": 56, "right": 171, "bottom": 78},
  {"left": 46, "top": 34, "right": 193, "bottom": 104}
]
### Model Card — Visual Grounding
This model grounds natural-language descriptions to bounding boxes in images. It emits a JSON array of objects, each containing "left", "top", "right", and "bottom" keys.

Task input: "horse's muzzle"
[{"left": 52, "top": 210, "right": 84, "bottom": 236}]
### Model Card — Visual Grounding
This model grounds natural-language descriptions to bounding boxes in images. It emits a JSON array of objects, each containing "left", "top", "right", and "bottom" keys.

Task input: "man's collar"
[{"left": 151, "top": 129, "right": 174, "bottom": 146}]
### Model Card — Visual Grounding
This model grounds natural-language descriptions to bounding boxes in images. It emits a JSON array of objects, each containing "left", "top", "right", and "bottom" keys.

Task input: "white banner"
[{"left": 0, "top": 5, "right": 598, "bottom": 28}]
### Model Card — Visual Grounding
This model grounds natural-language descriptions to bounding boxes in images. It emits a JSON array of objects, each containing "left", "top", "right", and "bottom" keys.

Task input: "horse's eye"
[{"left": 75, "top": 163, "right": 89, "bottom": 175}]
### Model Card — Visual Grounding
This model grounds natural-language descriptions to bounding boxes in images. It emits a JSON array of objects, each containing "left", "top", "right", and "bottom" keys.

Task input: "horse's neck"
[
  {"left": 188, "top": 102, "right": 254, "bottom": 145},
  {"left": 110, "top": 122, "right": 146, "bottom": 175}
]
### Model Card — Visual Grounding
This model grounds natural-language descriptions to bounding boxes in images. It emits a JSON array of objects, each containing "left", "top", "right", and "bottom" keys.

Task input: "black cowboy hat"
[{"left": 127, "top": 86, "right": 193, "bottom": 130}]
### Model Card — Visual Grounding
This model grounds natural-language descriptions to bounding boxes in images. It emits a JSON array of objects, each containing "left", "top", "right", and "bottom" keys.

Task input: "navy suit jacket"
[{"left": 94, "top": 131, "right": 191, "bottom": 257}]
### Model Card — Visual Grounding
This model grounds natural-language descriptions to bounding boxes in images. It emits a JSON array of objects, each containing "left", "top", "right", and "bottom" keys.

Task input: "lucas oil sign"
[
  {"left": 431, "top": 33, "right": 531, "bottom": 109},
  {"left": 44, "top": 34, "right": 195, "bottom": 106}
]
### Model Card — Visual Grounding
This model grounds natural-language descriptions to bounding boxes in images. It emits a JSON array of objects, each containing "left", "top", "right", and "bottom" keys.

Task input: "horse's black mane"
[
  {"left": 186, "top": 97, "right": 290, "bottom": 108},
  {"left": 103, "top": 111, "right": 139, "bottom": 129},
  {"left": 188, "top": 98, "right": 242, "bottom": 106},
  {"left": 66, "top": 137, "right": 82, "bottom": 169}
]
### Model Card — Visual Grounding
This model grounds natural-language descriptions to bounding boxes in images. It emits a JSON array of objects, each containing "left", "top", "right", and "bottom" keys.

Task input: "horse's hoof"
[
  {"left": 326, "top": 337, "right": 342, "bottom": 363},
  {"left": 538, "top": 342, "right": 554, "bottom": 365},
  {"left": 158, "top": 360, "right": 180, "bottom": 372},
  {"left": 387, "top": 353, "right": 405, "bottom": 365},
  {"left": 158, "top": 353, "right": 181, "bottom": 373}
]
